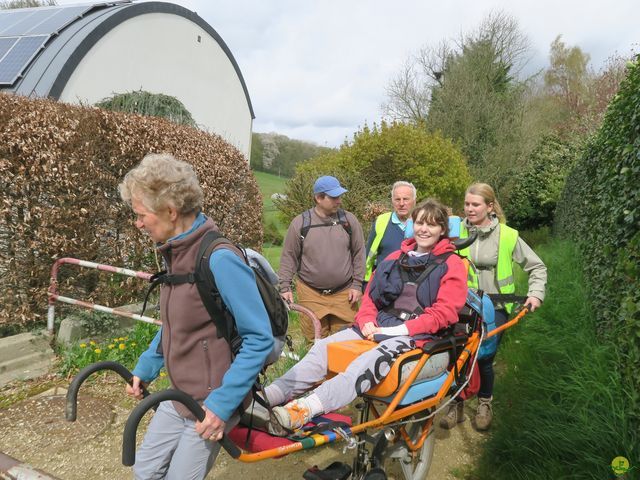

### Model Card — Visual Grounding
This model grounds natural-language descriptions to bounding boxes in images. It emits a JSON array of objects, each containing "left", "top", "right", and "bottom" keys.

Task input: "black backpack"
[
  {"left": 194, "top": 231, "right": 290, "bottom": 364},
  {"left": 143, "top": 230, "right": 290, "bottom": 365}
]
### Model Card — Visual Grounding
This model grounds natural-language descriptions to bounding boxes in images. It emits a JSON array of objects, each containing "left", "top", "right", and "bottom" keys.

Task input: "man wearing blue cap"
[{"left": 278, "top": 175, "right": 365, "bottom": 341}]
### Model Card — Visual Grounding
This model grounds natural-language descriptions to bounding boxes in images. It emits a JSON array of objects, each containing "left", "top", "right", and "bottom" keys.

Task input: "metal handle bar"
[
  {"left": 122, "top": 389, "right": 241, "bottom": 466},
  {"left": 66, "top": 361, "right": 152, "bottom": 422}
]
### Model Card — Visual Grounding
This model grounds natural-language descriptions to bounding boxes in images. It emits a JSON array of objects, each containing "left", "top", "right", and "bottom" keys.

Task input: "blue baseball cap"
[{"left": 313, "top": 175, "right": 348, "bottom": 197}]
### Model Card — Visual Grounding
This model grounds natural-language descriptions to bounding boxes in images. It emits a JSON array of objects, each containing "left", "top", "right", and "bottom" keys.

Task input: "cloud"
[{"left": 57, "top": 0, "right": 640, "bottom": 146}]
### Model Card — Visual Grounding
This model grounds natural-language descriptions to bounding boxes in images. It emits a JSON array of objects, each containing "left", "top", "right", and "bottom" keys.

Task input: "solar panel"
[
  {"left": 0, "top": 35, "right": 47, "bottom": 85},
  {"left": 28, "top": 6, "right": 92, "bottom": 35},
  {"left": 0, "top": 2, "right": 132, "bottom": 87},
  {"left": 0, "top": 37, "right": 18, "bottom": 61},
  {"left": 0, "top": 11, "right": 33, "bottom": 35},
  {"left": 0, "top": 8, "right": 59, "bottom": 37}
]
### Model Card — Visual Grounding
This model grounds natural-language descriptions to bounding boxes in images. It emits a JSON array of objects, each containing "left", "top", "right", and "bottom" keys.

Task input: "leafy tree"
[
  {"left": 383, "top": 12, "right": 532, "bottom": 190},
  {"left": 95, "top": 90, "right": 196, "bottom": 128},
  {"left": 276, "top": 121, "right": 471, "bottom": 225},
  {"left": 250, "top": 133, "right": 265, "bottom": 170},
  {"left": 250, "top": 132, "right": 332, "bottom": 177}
]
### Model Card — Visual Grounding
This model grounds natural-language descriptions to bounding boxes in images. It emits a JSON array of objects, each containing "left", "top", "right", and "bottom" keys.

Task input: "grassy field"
[{"left": 254, "top": 170, "right": 288, "bottom": 270}]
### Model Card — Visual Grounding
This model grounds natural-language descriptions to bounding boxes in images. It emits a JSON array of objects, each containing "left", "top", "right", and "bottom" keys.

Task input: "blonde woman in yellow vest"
[{"left": 440, "top": 183, "right": 547, "bottom": 431}]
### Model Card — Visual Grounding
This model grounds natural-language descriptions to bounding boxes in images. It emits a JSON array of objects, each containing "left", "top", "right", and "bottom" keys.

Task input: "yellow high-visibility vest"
[
  {"left": 459, "top": 222, "right": 519, "bottom": 312},
  {"left": 364, "top": 212, "right": 393, "bottom": 281}
]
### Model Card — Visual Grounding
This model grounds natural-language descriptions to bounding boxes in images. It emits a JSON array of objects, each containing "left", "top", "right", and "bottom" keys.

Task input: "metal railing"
[
  {"left": 47, "top": 257, "right": 161, "bottom": 335},
  {"left": 47, "top": 258, "right": 322, "bottom": 355}
]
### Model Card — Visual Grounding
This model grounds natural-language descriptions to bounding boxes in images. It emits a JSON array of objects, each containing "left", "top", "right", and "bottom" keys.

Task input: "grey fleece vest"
[{"left": 157, "top": 218, "right": 231, "bottom": 419}]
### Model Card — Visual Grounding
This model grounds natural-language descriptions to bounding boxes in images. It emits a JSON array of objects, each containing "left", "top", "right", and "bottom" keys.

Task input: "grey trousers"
[
  {"left": 268, "top": 328, "right": 447, "bottom": 412},
  {"left": 133, "top": 401, "right": 236, "bottom": 480}
]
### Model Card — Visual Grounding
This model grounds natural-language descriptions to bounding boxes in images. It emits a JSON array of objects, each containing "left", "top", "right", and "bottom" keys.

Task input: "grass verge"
[{"left": 475, "top": 239, "right": 637, "bottom": 479}]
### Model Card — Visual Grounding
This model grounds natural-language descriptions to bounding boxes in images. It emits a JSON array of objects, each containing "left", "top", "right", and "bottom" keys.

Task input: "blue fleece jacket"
[{"left": 132, "top": 214, "right": 273, "bottom": 421}]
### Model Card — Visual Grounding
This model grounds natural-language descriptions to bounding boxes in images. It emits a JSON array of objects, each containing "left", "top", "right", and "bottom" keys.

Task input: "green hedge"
[{"left": 555, "top": 57, "right": 640, "bottom": 439}]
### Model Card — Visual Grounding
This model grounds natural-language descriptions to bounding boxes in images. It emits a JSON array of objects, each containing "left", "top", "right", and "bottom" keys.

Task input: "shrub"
[
  {"left": 276, "top": 122, "right": 472, "bottom": 225},
  {"left": 263, "top": 220, "right": 284, "bottom": 246},
  {"left": 95, "top": 90, "right": 196, "bottom": 128},
  {"left": 502, "top": 135, "right": 581, "bottom": 230},
  {"left": 0, "top": 93, "right": 262, "bottom": 329}
]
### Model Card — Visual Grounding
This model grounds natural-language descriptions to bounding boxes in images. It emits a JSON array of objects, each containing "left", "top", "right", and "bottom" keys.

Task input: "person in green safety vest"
[
  {"left": 440, "top": 182, "right": 547, "bottom": 432},
  {"left": 363, "top": 181, "right": 416, "bottom": 291}
]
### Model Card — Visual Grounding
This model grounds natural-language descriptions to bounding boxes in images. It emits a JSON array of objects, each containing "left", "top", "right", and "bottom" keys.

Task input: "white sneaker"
[{"left": 271, "top": 398, "right": 312, "bottom": 432}]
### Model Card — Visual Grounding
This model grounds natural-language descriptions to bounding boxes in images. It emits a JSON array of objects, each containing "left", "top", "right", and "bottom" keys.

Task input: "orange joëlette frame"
[
  {"left": 234, "top": 332, "right": 482, "bottom": 462},
  {"left": 230, "top": 308, "right": 529, "bottom": 463}
]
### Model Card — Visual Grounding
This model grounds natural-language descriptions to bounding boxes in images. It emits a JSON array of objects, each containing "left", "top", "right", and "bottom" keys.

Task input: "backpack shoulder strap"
[
  {"left": 413, "top": 251, "right": 453, "bottom": 285},
  {"left": 299, "top": 209, "right": 313, "bottom": 240},
  {"left": 297, "top": 209, "right": 313, "bottom": 268},
  {"left": 337, "top": 208, "right": 352, "bottom": 236},
  {"left": 194, "top": 231, "right": 242, "bottom": 344}
]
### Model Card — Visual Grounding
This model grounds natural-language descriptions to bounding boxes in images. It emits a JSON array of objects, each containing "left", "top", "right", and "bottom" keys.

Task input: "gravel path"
[{"left": 0, "top": 374, "right": 486, "bottom": 479}]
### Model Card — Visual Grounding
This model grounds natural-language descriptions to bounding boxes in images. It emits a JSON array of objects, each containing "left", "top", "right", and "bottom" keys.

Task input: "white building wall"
[{"left": 59, "top": 13, "right": 252, "bottom": 159}]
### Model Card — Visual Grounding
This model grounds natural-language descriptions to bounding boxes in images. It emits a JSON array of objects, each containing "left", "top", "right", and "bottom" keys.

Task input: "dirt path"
[{"left": 0, "top": 374, "right": 486, "bottom": 479}]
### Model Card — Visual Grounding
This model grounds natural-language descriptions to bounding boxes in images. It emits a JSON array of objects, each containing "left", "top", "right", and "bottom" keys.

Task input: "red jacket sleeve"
[
  {"left": 403, "top": 254, "right": 468, "bottom": 336},
  {"left": 354, "top": 276, "right": 379, "bottom": 329}
]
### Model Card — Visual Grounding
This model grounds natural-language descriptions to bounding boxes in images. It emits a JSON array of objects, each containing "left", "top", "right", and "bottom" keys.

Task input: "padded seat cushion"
[{"left": 327, "top": 340, "right": 449, "bottom": 397}]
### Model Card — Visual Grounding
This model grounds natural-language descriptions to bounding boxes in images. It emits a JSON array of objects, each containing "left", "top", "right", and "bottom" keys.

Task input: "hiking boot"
[
  {"left": 475, "top": 396, "right": 493, "bottom": 431},
  {"left": 271, "top": 398, "right": 312, "bottom": 432},
  {"left": 439, "top": 400, "right": 465, "bottom": 429}
]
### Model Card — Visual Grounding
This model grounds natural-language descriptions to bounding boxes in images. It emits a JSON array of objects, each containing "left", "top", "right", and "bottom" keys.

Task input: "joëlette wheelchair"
[{"left": 65, "top": 232, "right": 530, "bottom": 480}]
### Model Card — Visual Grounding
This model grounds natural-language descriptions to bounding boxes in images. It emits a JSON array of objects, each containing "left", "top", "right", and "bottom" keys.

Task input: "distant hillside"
[{"left": 250, "top": 132, "right": 333, "bottom": 178}]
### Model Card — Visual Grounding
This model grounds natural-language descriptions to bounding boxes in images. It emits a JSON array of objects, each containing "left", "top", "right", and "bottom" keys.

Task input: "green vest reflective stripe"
[
  {"left": 459, "top": 223, "right": 519, "bottom": 312},
  {"left": 364, "top": 212, "right": 393, "bottom": 281}
]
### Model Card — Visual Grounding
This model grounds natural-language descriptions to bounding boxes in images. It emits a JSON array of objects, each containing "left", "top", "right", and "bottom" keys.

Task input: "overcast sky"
[{"left": 62, "top": 1, "right": 639, "bottom": 146}]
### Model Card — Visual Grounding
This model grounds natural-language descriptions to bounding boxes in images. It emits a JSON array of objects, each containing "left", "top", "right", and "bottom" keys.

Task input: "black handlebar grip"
[
  {"left": 66, "top": 361, "right": 151, "bottom": 422},
  {"left": 452, "top": 230, "right": 478, "bottom": 251},
  {"left": 122, "top": 389, "right": 241, "bottom": 466}
]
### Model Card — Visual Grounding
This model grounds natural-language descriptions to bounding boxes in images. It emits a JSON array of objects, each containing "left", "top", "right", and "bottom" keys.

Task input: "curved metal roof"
[{"left": 0, "top": 1, "right": 254, "bottom": 118}]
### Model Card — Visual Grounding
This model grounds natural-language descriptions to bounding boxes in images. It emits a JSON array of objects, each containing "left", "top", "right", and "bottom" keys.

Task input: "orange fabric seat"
[{"left": 327, "top": 340, "right": 426, "bottom": 397}]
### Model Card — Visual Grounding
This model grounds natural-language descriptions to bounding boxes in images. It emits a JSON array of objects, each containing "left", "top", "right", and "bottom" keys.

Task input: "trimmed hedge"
[
  {"left": 0, "top": 93, "right": 261, "bottom": 328},
  {"left": 555, "top": 57, "right": 640, "bottom": 431}
]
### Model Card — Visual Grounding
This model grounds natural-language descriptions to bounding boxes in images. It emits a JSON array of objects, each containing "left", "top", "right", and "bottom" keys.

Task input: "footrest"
[
  {"left": 303, "top": 461, "right": 352, "bottom": 480},
  {"left": 228, "top": 412, "right": 352, "bottom": 453}
]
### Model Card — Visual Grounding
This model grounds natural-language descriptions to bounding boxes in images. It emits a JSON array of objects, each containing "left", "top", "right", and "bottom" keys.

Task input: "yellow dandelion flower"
[
  {"left": 94, "top": 348, "right": 102, "bottom": 354},
  {"left": 119, "top": 343, "right": 126, "bottom": 350},
  {"left": 159, "top": 371, "right": 167, "bottom": 377},
  {"left": 118, "top": 337, "right": 125, "bottom": 341},
  {"left": 79, "top": 343, "right": 87, "bottom": 348},
  {"left": 108, "top": 344, "right": 115, "bottom": 349},
  {"left": 89, "top": 340, "right": 96, "bottom": 346}
]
